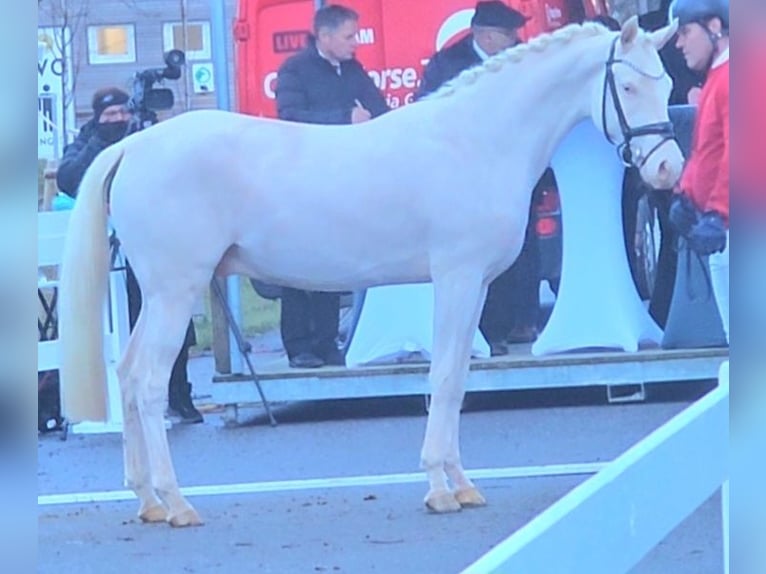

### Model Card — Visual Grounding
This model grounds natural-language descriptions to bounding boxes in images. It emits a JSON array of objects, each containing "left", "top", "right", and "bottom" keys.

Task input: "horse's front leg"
[{"left": 421, "top": 270, "right": 488, "bottom": 513}]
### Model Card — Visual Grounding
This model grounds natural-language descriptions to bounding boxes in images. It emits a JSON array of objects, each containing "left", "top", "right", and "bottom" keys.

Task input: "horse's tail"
[{"left": 58, "top": 145, "right": 125, "bottom": 422}]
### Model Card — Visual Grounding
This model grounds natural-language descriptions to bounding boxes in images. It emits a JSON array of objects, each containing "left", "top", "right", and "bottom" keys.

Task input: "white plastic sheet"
[
  {"left": 532, "top": 120, "right": 662, "bottom": 355},
  {"left": 346, "top": 283, "right": 489, "bottom": 367}
]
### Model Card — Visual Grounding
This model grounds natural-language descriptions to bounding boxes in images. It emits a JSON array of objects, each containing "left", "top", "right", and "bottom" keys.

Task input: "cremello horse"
[{"left": 59, "top": 17, "right": 682, "bottom": 527}]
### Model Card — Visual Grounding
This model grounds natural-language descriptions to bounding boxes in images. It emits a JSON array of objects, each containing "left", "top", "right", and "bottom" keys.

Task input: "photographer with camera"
[
  {"left": 56, "top": 87, "right": 132, "bottom": 198},
  {"left": 56, "top": 57, "right": 203, "bottom": 423}
]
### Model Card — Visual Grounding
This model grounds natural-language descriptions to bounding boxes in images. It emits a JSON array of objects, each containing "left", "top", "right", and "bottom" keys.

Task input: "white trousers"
[{"left": 709, "top": 230, "right": 730, "bottom": 343}]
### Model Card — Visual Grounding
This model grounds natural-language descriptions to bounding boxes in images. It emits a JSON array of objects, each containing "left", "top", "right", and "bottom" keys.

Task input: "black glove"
[
  {"left": 687, "top": 211, "right": 727, "bottom": 256},
  {"left": 669, "top": 193, "right": 699, "bottom": 237}
]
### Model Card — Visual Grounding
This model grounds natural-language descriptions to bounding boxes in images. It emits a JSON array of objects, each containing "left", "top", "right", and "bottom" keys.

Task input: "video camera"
[{"left": 127, "top": 49, "right": 186, "bottom": 132}]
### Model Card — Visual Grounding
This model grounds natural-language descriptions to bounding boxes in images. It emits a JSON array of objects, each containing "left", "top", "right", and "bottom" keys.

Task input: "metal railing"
[{"left": 462, "top": 361, "right": 729, "bottom": 574}]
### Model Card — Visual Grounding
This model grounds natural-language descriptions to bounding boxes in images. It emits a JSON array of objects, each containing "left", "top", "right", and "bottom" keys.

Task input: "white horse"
[{"left": 58, "top": 17, "right": 682, "bottom": 527}]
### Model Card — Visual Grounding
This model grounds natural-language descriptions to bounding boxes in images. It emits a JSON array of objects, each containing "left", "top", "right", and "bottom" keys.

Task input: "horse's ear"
[
  {"left": 649, "top": 19, "right": 679, "bottom": 50},
  {"left": 620, "top": 15, "right": 640, "bottom": 48}
]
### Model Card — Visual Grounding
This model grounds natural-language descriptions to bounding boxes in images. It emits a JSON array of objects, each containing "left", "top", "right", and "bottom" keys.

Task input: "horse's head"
[{"left": 593, "top": 16, "right": 684, "bottom": 189}]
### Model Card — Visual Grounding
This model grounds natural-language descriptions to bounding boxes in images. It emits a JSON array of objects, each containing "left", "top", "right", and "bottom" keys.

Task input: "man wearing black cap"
[
  {"left": 415, "top": 0, "right": 527, "bottom": 99},
  {"left": 57, "top": 87, "right": 132, "bottom": 197},
  {"left": 56, "top": 86, "right": 204, "bottom": 424},
  {"left": 415, "top": 1, "right": 542, "bottom": 356}
]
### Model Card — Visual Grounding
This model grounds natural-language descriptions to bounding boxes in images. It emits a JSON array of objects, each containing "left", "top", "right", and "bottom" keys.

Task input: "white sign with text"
[{"left": 38, "top": 27, "right": 74, "bottom": 159}]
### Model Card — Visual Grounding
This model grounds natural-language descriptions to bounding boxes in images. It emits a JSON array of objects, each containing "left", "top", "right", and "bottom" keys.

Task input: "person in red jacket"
[{"left": 668, "top": 0, "right": 729, "bottom": 341}]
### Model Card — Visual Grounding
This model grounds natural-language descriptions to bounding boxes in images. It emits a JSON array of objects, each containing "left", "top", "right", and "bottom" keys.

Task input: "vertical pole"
[
  {"left": 721, "top": 480, "right": 729, "bottom": 574},
  {"left": 209, "top": 0, "right": 243, "bottom": 373},
  {"left": 718, "top": 361, "right": 729, "bottom": 574}
]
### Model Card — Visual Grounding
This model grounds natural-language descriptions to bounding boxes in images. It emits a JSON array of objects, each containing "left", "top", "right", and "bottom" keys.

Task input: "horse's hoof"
[
  {"left": 168, "top": 508, "right": 203, "bottom": 528},
  {"left": 455, "top": 487, "right": 487, "bottom": 508},
  {"left": 138, "top": 504, "right": 168, "bottom": 523},
  {"left": 424, "top": 490, "right": 462, "bottom": 513}
]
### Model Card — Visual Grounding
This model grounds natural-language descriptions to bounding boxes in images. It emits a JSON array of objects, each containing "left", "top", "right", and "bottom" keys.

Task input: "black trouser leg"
[
  {"left": 505, "top": 219, "right": 540, "bottom": 330},
  {"left": 125, "top": 262, "right": 196, "bottom": 398},
  {"left": 309, "top": 291, "right": 341, "bottom": 359},
  {"left": 167, "top": 323, "right": 196, "bottom": 399},
  {"left": 479, "top": 226, "right": 540, "bottom": 342},
  {"left": 280, "top": 287, "right": 314, "bottom": 359},
  {"left": 648, "top": 190, "right": 678, "bottom": 328},
  {"left": 480, "top": 266, "right": 515, "bottom": 344},
  {"left": 309, "top": 291, "right": 340, "bottom": 359},
  {"left": 126, "top": 262, "right": 142, "bottom": 330},
  {"left": 479, "top": 191, "right": 541, "bottom": 343}
]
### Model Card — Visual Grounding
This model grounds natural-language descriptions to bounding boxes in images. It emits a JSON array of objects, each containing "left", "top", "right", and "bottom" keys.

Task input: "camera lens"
[{"left": 164, "top": 49, "right": 186, "bottom": 68}]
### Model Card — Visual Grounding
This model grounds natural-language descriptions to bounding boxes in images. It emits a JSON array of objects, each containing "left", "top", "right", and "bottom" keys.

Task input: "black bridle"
[{"left": 601, "top": 36, "right": 676, "bottom": 168}]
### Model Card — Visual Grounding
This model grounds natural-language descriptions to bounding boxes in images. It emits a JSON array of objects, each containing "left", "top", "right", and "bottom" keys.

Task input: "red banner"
[{"left": 235, "top": 0, "right": 606, "bottom": 117}]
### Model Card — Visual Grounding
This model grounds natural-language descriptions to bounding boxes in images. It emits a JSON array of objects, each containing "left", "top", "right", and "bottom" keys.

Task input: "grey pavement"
[{"left": 38, "top": 368, "right": 724, "bottom": 574}]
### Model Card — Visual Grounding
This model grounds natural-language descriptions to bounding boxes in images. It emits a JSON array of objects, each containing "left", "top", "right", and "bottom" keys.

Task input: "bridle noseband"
[{"left": 601, "top": 36, "right": 676, "bottom": 168}]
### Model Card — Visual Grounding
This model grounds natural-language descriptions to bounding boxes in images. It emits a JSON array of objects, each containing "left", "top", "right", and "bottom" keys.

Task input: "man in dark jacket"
[
  {"left": 416, "top": 1, "right": 540, "bottom": 356},
  {"left": 56, "top": 88, "right": 132, "bottom": 198},
  {"left": 275, "top": 4, "right": 388, "bottom": 369},
  {"left": 416, "top": 1, "right": 525, "bottom": 99},
  {"left": 56, "top": 87, "right": 203, "bottom": 423}
]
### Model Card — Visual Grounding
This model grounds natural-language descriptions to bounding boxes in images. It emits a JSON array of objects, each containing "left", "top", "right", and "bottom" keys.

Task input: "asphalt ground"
[{"left": 38, "top": 368, "right": 723, "bottom": 574}]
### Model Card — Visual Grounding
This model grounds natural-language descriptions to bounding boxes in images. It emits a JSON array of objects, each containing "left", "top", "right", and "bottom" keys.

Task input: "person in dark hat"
[
  {"left": 415, "top": 0, "right": 528, "bottom": 99},
  {"left": 57, "top": 87, "right": 132, "bottom": 197},
  {"left": 415, "top": 1, "right": 542, "bottom": 356},
  {"left": 56, "top": 86, "right": 204, "bottom": 424}
]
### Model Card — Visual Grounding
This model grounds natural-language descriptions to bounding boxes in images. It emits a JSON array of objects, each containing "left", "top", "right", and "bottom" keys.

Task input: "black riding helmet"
[
  {"left": 670, "top": 0, "right": 728, "bottom": 71},
  {"left": 670, "top": 0, "right": 729, "bottom": 31}
]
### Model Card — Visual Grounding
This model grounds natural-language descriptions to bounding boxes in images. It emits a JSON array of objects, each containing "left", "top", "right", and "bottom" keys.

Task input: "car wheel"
[{"left": 633, "top": 195, "right": 659, "bottom": 301}]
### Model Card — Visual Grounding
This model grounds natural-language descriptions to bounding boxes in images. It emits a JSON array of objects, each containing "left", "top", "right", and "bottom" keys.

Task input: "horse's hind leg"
[
  {"left": 116, "top": 311, "right": 167, "bottom": 523},
  {"left": 130, "top": 291, "right": 203, "bottom": 527},
  {"left": 421, "top": 270, "right": 488, "bottom": 513}
]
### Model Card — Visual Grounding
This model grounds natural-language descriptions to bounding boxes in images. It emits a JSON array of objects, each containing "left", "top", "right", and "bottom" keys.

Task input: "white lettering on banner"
[
  {"left": 367, "top": 67, "right": 419, "bottom": 91},
  {"left": 262, "top": 67, "right": 422, "bottom": 108},
  {"left": 356, "top": 28, "right": 375, "bottom": 45},
  {"left": 264, "top": 71, "right": 278, "bottom": 99}
]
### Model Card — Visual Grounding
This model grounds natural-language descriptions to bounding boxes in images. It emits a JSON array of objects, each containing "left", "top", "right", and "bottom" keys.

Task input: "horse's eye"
[{"left": 622, "top": 83, "right": 636, "bottom": 94}]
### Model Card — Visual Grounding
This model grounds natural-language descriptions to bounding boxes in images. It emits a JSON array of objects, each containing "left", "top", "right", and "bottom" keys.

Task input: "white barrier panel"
[
  {"left": 37, "top": 210, "right": 132, "bottom": 434},
  {"left": 533, "top": 120, "right": 663, "bottom": 355},
  {"left": 462, "top": 361, "right": 729, "bottom": 574}
]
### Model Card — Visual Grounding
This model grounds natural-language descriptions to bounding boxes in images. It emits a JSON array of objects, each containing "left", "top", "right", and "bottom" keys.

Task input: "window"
[
  {"left": 87, "top": 24, "right": 136, "bottom": 64},
  {"left": 163, "top": 21, "right": 211, "bottom": 61}
]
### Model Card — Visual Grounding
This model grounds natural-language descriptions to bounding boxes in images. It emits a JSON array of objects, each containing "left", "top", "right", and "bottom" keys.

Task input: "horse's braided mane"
[{"left": 425, "top": 22, "right": 612, "bottom": 100}]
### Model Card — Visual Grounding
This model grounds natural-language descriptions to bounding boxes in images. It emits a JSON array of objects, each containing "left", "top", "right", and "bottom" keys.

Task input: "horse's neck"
[{"left": 438, "top": 33, "right": 609, "bottom": 189}]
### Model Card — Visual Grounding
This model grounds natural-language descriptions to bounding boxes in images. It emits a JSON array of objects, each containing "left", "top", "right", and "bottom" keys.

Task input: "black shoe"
[
  {"left": 322, "top": 348, "right": 346, "bottom": 367},
  {"left": 489, "top": 341, "right": 509, "bottom": 357},
  {"left": 289, "top": 352, "right": 325, "bottom": 369},
  {"left": 168, "top": 382, "right": 204, "bottom": 424}
]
